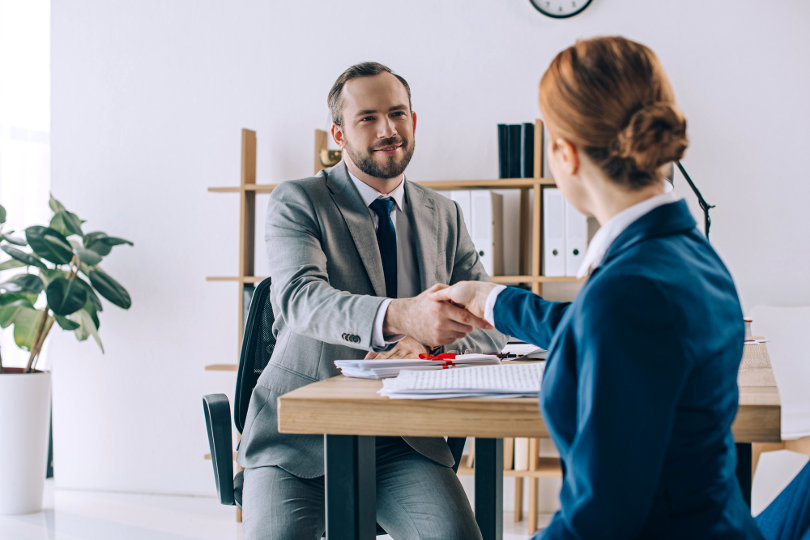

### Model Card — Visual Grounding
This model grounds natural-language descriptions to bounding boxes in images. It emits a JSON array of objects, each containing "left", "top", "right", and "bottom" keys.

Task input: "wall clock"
[{"left": 529, "top": 0, "right": 593, "bottom": 19}]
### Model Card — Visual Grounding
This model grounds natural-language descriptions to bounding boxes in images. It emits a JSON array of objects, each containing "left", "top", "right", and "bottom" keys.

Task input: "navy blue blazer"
[{"left": 494, "top": 201, "right": 763, "bottom": 539}]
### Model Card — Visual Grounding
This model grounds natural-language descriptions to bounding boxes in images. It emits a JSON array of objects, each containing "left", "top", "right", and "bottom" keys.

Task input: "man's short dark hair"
[{"left": 328, "top": 62, "right": 412, "bottom": 126}]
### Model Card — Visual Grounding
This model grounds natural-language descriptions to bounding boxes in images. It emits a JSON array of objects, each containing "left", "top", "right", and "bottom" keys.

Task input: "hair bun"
[{"left": 612, "top": 102, "right": 688, "bottom": 174}]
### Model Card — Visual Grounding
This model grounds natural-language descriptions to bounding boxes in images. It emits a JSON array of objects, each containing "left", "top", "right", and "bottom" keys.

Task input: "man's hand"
[
  {"left": 383, "top": 284, "right": 493, "bottom": 346},
  {"left": 364, "top": 336, "right": 428, "bottom": 360},
  {"left": 429, "top": 280, "right": 498, "bottom": 319}
]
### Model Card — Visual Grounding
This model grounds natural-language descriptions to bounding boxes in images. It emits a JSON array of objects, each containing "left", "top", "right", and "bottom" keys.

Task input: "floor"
[{"left": 0, "top": 480, "right": 550, "bottom": 540}]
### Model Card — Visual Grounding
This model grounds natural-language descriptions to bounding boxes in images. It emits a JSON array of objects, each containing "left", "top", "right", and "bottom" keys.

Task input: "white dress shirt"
[
  {"left": 483, "top": 190, "right": 680, "bottom": 326},
  {"left": 347, "top": 171, "right": 418, "bottom": 349}
]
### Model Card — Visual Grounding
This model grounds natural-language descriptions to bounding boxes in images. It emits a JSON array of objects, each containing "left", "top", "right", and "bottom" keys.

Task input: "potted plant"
[{"left": 0, "top": 195, "right": 133, "bottom": 514}]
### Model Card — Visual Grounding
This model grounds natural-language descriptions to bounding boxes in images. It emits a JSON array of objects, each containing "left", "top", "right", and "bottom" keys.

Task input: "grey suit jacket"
[{"left": 237, "top": 163, "right": 507, "bottom": 478}]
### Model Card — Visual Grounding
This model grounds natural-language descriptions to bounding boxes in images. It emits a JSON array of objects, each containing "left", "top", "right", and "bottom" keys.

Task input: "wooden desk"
[{"left": 278, "top": 342, "right": 780, "bottom": 539}]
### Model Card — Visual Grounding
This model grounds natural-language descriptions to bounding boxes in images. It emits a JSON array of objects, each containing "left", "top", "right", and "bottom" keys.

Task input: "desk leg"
[
  {"left": 324, "top": 435, "right": 376, "bottom": 539},
  {"left": 475, "top": 438, "right": 503, "bottom": 540},
  {"left": 736, "top": 442, "right": 752, "bottom": 508}
]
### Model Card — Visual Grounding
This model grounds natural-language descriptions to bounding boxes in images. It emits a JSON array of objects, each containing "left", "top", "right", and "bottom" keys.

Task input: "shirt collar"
[
  {"left": 347, "top": 169, "right": 405, "bottom": 211},
  {"left": 577, "top": 190, "right": 680, "bottom": 278}
]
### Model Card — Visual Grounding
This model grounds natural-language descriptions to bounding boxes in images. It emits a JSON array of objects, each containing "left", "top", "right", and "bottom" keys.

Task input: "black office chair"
[{"left": 202, "top": 276, "right": 467, "bottom": 515}]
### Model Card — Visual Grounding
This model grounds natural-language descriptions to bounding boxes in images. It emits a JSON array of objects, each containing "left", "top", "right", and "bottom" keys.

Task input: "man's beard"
[{"left": 344, "top": 135, "right": 415, "bottom": 179}]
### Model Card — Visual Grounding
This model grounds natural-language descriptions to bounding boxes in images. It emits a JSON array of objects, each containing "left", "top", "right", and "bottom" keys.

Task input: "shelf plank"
[
  {"left": 492, "top": 275, "right": 583, "bottom": 284},
  {"left": 208, "top": 184, "right": 278, "bottom": 193},
  {"left": 209, "top": 179, "right": 557, "bottom": 193},
  {"left": 416, "top": 178, "right": 555, "bottom": 190},
  {"left": 205, "top": 276, "right": 266, "bottom": 284},
  {"left": 205, "top": 364, "right": 238, "bottom": 371}
]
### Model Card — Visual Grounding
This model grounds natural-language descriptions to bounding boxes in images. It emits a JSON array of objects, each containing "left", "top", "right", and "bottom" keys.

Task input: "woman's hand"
[{"left": 429, "top": 281, "right": 498, "bottom": 320}]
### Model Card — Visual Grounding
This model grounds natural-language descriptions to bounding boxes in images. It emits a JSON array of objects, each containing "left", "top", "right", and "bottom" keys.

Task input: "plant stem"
[
  {"left": 29, "top": 317, "right": 54, "bottom": 372},
  {"left": 26, "top": 308, "right": 50, "bottom": 373},
  {"left": 67, "top": 254, "right": 79, "bottom": 281}
]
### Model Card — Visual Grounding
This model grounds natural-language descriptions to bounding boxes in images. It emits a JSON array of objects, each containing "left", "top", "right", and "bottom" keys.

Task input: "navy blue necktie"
[{"left": 370, "top": 198, "right": 397, "bottom": 298}]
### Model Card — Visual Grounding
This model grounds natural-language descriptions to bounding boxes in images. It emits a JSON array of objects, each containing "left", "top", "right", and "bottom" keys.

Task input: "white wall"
[{"left": 51, "top": 0, "right": 810, "bottom": 496}]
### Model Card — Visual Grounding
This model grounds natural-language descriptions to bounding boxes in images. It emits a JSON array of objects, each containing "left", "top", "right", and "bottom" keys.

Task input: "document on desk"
[
  {"left": 379, "top": 363, "right": 545, "bottom": 399},
  {"left": 335, "top": 354, "right": 500, "bottom": 380}
]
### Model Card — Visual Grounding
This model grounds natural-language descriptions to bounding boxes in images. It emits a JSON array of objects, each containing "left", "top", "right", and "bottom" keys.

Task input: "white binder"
[
  {"left": 543, "top": 188, "right": 565, "bottom": 276},
  {"left": 564, "top": 200, "right": 587, "bottom": 276},
  {"left": 449, "top": 191, "right": 471, "bottom": 229},
  {"left": 470, "top": 190, "right": 504, "bottom": 276}
]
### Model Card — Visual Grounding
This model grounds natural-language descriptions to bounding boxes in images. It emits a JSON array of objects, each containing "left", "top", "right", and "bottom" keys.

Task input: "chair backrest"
[{"left": 234, "top": 277, "right": 276, "bottom": 433}]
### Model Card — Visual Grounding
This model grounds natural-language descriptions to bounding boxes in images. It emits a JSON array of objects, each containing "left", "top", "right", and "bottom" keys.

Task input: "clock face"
[{"left": 530, "top": 0, "right": 593, "bottom": 19}]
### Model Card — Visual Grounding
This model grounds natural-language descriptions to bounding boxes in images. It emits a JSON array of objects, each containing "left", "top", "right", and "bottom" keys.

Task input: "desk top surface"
[{"left": 278, "top": 341, "right": 781, "bottom": 442}]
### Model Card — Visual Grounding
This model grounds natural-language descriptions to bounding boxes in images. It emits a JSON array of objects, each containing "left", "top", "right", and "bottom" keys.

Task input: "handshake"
[{"left": 383, "top": 281, "right": 500, "bottom": 347}]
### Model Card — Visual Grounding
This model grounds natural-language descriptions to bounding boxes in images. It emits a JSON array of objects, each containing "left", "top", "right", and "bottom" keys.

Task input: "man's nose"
[{"left": 378, "top": 116, "right": 397, "bottom": 138}]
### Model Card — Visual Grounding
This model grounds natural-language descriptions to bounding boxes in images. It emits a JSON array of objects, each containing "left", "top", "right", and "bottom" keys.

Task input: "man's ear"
[
  {"left": 554, "top": 137, "right": 580, "bottom": 176},
  {"left": 411, "top": 111, "right": 417, "bottom": 133},
  {"left": 331, "top": 123, "right": 345, "bottom": 149}
]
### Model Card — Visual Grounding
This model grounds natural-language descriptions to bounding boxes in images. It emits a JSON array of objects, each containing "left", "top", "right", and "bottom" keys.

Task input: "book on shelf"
[
  {"left": 543, "top": 188, "right": 589, "bottom": 277},
  {"left": 497, "top": 124, "right": 509, "bottom": 178},
  {"left": 449, "top": 190, "right": 504, "bottom": 276},
  {"left": 497, "top": 122, "right": 535, "bottom": 179}
]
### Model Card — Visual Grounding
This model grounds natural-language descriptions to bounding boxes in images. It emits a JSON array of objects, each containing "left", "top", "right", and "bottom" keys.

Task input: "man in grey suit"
[{"left": 238, "top": 62, "right": 506, "bottom": 539}]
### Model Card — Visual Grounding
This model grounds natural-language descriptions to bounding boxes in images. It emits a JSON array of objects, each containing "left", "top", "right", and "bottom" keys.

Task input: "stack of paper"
[
  {"left": 378, "top": 363, "right": 545, "bottom": 399},
  {"left": 335, "top": 354, "right": 500, "bottom": 380}
]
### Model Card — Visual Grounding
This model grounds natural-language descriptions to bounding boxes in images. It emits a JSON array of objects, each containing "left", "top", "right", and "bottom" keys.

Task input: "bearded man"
[{"left": 237, "top": 62, "right": 505, "bottom": 539}]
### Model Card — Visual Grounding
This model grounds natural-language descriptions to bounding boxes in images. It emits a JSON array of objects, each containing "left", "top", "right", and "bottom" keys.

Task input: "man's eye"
[
  {"left": 391, "top": 111, "right": 406, "bottom": 117},
  {"left": 360, "top": 116, "right": 374, "bottom": 122}
]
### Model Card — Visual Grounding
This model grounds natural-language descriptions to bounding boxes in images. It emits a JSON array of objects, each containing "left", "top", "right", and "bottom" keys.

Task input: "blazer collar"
[
  {"left": 403, "top": 181, "right": 437, "bottom": 290},
  {"left": 600, "top": 199, "right": 697, "bottom": 268},
  {"left": 325, "top": 162, "right": 387, "bottom": 297},
  {"left": 324, "top": 163, "right": 438, "bottom": 296}
]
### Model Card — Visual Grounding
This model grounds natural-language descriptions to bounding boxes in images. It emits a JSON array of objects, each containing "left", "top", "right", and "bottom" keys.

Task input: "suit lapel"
[
  {"left": 405, "top": 181, "right": 437, "bottom": 290},
  {"left": 326, "top": 164, "right": 387, "bottom": 297}
]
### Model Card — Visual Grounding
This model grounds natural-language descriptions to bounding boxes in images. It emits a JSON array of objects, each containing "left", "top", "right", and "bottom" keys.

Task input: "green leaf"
[
  {"left": 85, "top": 236, "right": 112, "bottom": 256},
  {"left": 84, "top": 232, "right": 133, "bottom": 256},
  {"left": 50, "top": 210, "right": 84, "bottom": 237},
  {"left": 39, "top": 268, "right": 68, "bottom": 287},
  {"left": 0, "top": 293, "right": 36, "bottom": 308},
  {"left": 81, "top": 296, "right": 100, "bottom": 328},
  {"left": 76, "top": 247, "right": 102, "bottom": 266},
  {"left": 88, "top": 268, "right": 131, "bottom": 309},
  {"left": 1, "top": 235, "right": 27, "bottom": 246},
  {"left": 76, "top": 277, "right": 103, "bottom": 313},
  {"left": 0, "top": 274, "right": 44, "bottom": 295},
  {"left": 10, "top": 306, "right": 42, "bottom": 350},
  {"left": 0, "top": 258, "right": 26, "bottom": 271},
  {"left": 68, "top": 308, "right": 104, "bottom": 352},
  {"left": 0, "top": 302, "right": 35, "bottom": 328},
  {"left": 48, "top": 194, "right": 66, "bottom": 214},
  {"left": 0, "top": 204, "right": 5, "bottom": 224},
  {"left": 25, "top": 226, "right": 74, "bottom": 264},
  {"left": 55, "top": 314, "right": 81, "bottom": 330},
  {"left": 0, "top": 245, "right": 46, "bottom": 269},
  {"left": 45, "top": 276, "right": 88, "bottom": 316},
  {"left": 100, "top": 236, "right": 133, "bottom": 247}
]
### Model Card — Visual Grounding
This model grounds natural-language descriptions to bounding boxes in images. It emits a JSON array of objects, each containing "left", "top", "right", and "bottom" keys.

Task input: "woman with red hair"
[{"left": 435, "top": 36, "right": 809, "bottom": 539}]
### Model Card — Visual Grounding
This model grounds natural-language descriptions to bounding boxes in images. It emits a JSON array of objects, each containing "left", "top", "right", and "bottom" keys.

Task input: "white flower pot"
[{"left": 0, "top": 369, "right": 51, "bottom": 515}]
